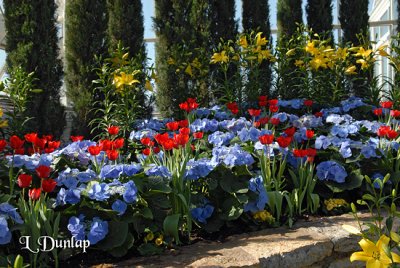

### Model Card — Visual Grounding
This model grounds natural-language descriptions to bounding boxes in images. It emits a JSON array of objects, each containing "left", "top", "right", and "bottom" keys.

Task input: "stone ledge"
[{"left": 94, "top": 213, "right": 374, "bottom": 268}]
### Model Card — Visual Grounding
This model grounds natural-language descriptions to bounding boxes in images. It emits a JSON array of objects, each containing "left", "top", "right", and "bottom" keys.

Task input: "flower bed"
[{"left": 1, "top": 96, "right": 399, "bottom": 267}]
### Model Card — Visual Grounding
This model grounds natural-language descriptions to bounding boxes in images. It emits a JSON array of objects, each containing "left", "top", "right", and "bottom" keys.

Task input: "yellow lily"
[
  {"left": 305, "top": 41, "right": 318, "bottom": 55},
  {"left": 294, "top": 59, "right": 304, "bottom": 67},
  {"left": 185, "top": 64, "right": 193, "bottom": 77},
  {"left": 113, "top": 71, "right": 140, "bottom": 91},
  {"left": 255, "top": 32, "right": 267, "bottom": 47},
  {"left": 145, "top": 79, "right": 153, "bottom": 91},
  {"left": 210, "top": 51, "right": 229, "bottom": 64},
  {"left": 356, "top": 59, "right": 370, "bottom": 70},
  {"left": 286, "top": 48, "right": 296, "bottom": 56},
  {"left": 351, "top": 235, "right": 400, "bottom": 268},
  {"left": 239, "top": 35, "right": 248, "bottom": 48},
  {"left": 345, "top": 65, "right": 357, "bottom": 75},
  {"left": 355, "top": 47, "right": 373, "bottom": 58}
]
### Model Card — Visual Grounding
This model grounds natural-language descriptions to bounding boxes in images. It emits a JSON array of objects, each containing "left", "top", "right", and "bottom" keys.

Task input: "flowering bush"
[{"left": 2, "top": 94, "right": 400, "bottom": 267}]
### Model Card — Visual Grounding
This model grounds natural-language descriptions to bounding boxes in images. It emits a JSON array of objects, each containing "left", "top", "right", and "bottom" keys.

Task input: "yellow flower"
[
  {"left": 0, "top": 120, "right": 8, "bottom": 128},
  {"left": 146, "top": 232, "right": 154, "bottom": 241},
  {"left": 350, "top": 235, "right": 400, "bottom": 267},
  {"left": 253, "top": 210, "right": 274, "bottom": 223},
  {"left": 355, "top": 47, "right": 373, "bottom": 59},
  {"left": 345, "top": 65, "right": 357, "bottom": 75},
  {"left": 305, "top": 41, "right": 318, "bottom": 55},
  {"left": 255, "top": 32, "right": 267, "bottom": 47},
  {"left": 0, "top": 108, "right": 3, "bottom": 117},
  {"left": 310, "top": 55, "right": 327, "bottom": 70},
  {"left": 376, "top": 45, "right": 389, "bottom": 57},
  {"left": 145, "top": 79, "right": 153, "bottom": 91},
  {"left": 167, "top": 57, "right": 176, "bottom": 65},
  {"left": 211, "top": 51, "right": 229, "bottom": 64},
  {"left": 390, "top": 232, "right": 400, "bottom": 244},
  {"left": 191, "top": 57, "right": 202, "bottom": 69},
  {"left": 294, "top": 59, "right": 304, "bottom": 67},
  {"left": 286, "top": 48, "right": 296, "bottom": 56},
  {"left": 335, "top": 47, "right": 349, "bottom": 60},
  {"left": 111, "top": 52, "right": 129, "bottom": 67},
  {"left": 113, "top": 71, "right": 140, "bottom": 91},
  {"left": 185, "top": 64, "right": 193, "bottom": 77},
  {"left": 239, "top": 35, "right": 248, "bottom": 48},
  {"left": 155, "top": 235, "right": 164, "bottom": 246},
  {"left": 356, "top": 59, "right": 369, "bottom": 70}
]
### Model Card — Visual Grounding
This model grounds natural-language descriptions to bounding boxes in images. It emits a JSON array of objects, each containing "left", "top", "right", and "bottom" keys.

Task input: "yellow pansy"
[
  {"left": 155, "top": 235, "right": 164, "bottom": 246},
  {"left": 210, "top": 51, "right": 229, "bottom": 64},
  {"left": 350, "top": 235, "right": 400, "bottom": 267},
  {"left": 345, "top": 65, "right": 357, "bottom": 75},
  {"left": 253, "top": 210, "right": 274, "bottom": 223},
  {"left": 255, "top": 32, "right": 267, "bottom": 47},
  {"left": 239, "top": 35, "right": 248, "bottom": 48},
  {"left": 113, "top": 71, "right": 140, "bottom": 91},
  {"left": 146, "top": 232, "right": 154, "bottom": 241}
]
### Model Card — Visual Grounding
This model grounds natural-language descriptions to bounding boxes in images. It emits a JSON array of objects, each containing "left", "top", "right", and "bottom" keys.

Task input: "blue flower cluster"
[
  {"left": 0, "top": 203, "right": 23, "bottom": 245},
  {"left": 211, "top": 144, "right": 254, "bottom": 168},
  {"left": 68, "top": 214, "right": 108, "bottom": 245},
  {"left": 100, "top": 163, "right": 142, "bottom": 179},
  {"left": 244, "top": 176, "right": 268, "bottom": 213},
  {"left": 316, "top": 161, "right": 348, "bottom": 183},
  {"left": 185, "top": 158, "right": 216, "bottom": 180},
  {"left": 191, "top": 204, "right": 214, "bottom": 224}
]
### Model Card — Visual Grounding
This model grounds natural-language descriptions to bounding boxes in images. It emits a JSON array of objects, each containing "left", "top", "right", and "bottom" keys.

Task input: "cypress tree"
[
  {"left": 397, "top": 0, "right": 400, "bottom": 33},
  {"left": 276, "top": 0, "right": 303, "bottom": 99},
  {"left": 154, "top": 0, "right": 193, "bottom": 117},
  {"left": 339, "top": 0, "right": 369, "bottom": 46},
  {"left": 277, "top": 0, "right": 303, "bottom": 42},
  {"left": 209, "top": 0, "right": 238, "bottom": 46},
  {"left": 4, "top": 0, "right": 64, "bottom": 137},
  {"left": 65, "top": 0, "right": 107, "bottom": 137},
  {"left": 242, "top": 0, "right": 272, "bottom": 98},
  {"left": 107, "top": 0, "right": 150, "bottom": 118},
  {"left": 306, "top": 0, "right": 334, "bottom": 42}
]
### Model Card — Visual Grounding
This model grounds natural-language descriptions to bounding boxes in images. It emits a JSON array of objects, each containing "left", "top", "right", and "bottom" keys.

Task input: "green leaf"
[
  {"left": 220, "top": 198, "right": 243, "bottom": 221},
  {"left": 13, "top": 255, "right": 23, "bottom": 268},
  {"left": 324, "top": 169, "right": 364, "bottom": 193},
  {"left": 163, "top": 214, "right": 181, "bottom": 244},
  {"left": 108, "top": 233, "right": 135, "bottom": 258},
  {"left": 140, "top": 207, "right": 153, "bottom": 220},
  {"left": 137, "top": 243, "right": 163, "bottom": 256},
  {"left": 97, "top": 221, "right": 128, "bottom": 250}
]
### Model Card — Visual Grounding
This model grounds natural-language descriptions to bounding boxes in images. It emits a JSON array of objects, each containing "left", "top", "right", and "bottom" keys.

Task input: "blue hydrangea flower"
[
  {"left": 315, "top": 135, "right": 331, "bottom": 150},
  {"left": 316, "top": 161, "right": 347, "bottom": 183},
  {"left": 195, "top": 108, "right": 211, "bottom": 118},
  {"left": 211, "top": 145, "right": 254, "bottom": 168},
  {"left": 56, "top": 188, "right": 81, "bottom": 206},
  {"left": 100, "top": 165, "right": 124, "bottom": 180},
  {"left": 77, "top": 169, "right": 97, "bottom": 183},
  {"left": 145, "top": 164, "right": 171, "bottom": 178},
  {"left": 244, "top": 176, "right": 268, "bottom": 213},
  {"left": 123, "top": 181, "right": 138, "bottom": 203},
  {"left": 191, "top": 204, "right": 214, "bottom": 224},
  {"left": 67, "top": 215, "right": 86, "bottom": 241},
  {"left": 0, "top": 203, "right": 23, "bottom": 224},
  {"left": 0, "top": 216, "right": 11, "bottom": 245},
  {"left": 361, "top": 145, "right": 378, "bottom": 159},
  {"left": 339, "top": 141, "right": 352, "bottom": 158},
  {"left": 208, "top": 131, "right": 235, "bottom": 147},
  {"left": 88, "top": 183, "right": 110, "bottom": 201},
  {"left": 112, "top": 199, "right": 127, "bottom": 215},
  {"left": 185, "top": 158, "right": 216, "bottom": 180},
  {"left": 129, "top": 128, "right": 157, "bottom": 140},
  {"left": 87, "top": 217, "right": 108, "bottom": 245},
  {"left": 122, "top": 163, "right": 142, "bottom": 176},
  {"left": 238, "top": 127, "right": 260, "bottom": 142}
]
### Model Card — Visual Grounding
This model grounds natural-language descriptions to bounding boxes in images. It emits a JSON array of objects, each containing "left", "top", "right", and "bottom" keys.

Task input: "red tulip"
[
  {"left": 14, "top": 148, "right": 25, "bottom": 155},
  {"left": 113, "top": 138, "right": 125, "bottom": 149},
  {"left": 284, "top": 127, "right": 296, "bottom": 137},
  {"left": 70, "top": 135, "right": 84, "bottom": 142},
  {"left": 227, "top": 102, "right": 239, "bottom": 115},
  {"left": 248, "top": 109, "right": 261, "bottom": 117},
  {"left": 179, "top": 127, "right": 190, "bottom": 135},
  {"left": 259, "top": 134, "right": 274, "bottom": 145},
  {"left": 88, "top": 145, "right": 101, "bottom": 156},
  {"left": 305, "top": 129, "right": 314, "bottom": 139},
  {"left": 140, "top": 137, "right": 154, "bottom": 147},
  {"left": 390, "top": 110, "right": 400, "bottom": 118},
  {"left": 373, "top": 108, "right": 383, "bottom": 116},
  {"left": 193, "top": 132, "right": 204, "bottom": 139},
  {"left": 142, "top": 148, "right": 151, "bottom": 156},
  {"left": 276, "top": 136, "right": 292, "bottom": 148},
  {"left": 108, "top": 126, "right": 120, "bottom": 136},
  {"left": 293, "top": 149, "right": 308, "bottom": 158},
  {"left": 10, "top": 136, "right": 24, "bottom": 150},
  {"left": 99, "top": 139, "right": 112, "bottom": 151},
  {"left": 41, "top": 178, "right": 57, "bottom": 193},
  {"left": 47, "top": 141, "right": 60, "bottom": 149},
  {"left": 314, "top": 111, "right": 323, "bottom": 118},
  {"left": 0, "top": 140, "right": 7, "bottom": 151},
  {"left": 160, "top": 139, "right": 174, "bottom": 150},
  {"left": 166, "top": 121, "right": 179, "bottom": 131},
  {"left": 270, "top": 118, "right": 280, "bottom": 126},
  {"left": 24, "top": 133, "right": 38, "bottom": 143},
  {"left": 42, "top": 135, "right": 54, "bottom": 141},
  {"left": 387, "top": 130, "right": 399, "bottom": 140},
  {"left": 174, "top": 133, "right": 189, "bottom": 146},
  {"left": 178, "top": 119, "right": 189, "bottom": 128},
  {"left": 29, "top": 188, "right": 41, "bottom": 200},
  {"left": 269, "top": 105, "right": 279, "bottom": 113},
  {"left": 268, "top": 99, "right": 278, "bottom": 106},
  {"left": 304, "top": 100, "right": 313, "bottom": 107},
  {"left": 154, "top": 133, "right": 169, "bottom": 144},
  {"left": 34, "top": 137, "right": 47, "bottom": 150},
  {"left": 380, "top": 101, "right": 393, "bottom": 109},
  {"left": 258, "top": 96, "right": 268, "bottom": 107},
  {"left": 153, "top": 147, "right": 160, "bottom": 154},
  {"left": 377, "top": 126, "right": 391, "bottom": 137},
  {"left": 35, "top": 165, "right": 51, "bottom": 179},
  {"left": 17, "top": 174, "right": 32, "bottom": 188},
  {"left": 106, "top": 150, "right": 119, "bottom": 160}
]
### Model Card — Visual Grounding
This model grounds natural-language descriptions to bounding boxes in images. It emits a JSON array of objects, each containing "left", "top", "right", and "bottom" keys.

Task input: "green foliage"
[
  {"left": 306, "top": 0, "right": 334, "bottom": 43},
  {"left": 277, "top": 0, "right": 303, "bottom": 43},
  {"left": 339, "top": 0, "right": 369, "bottom": 46},
  {"left": 4, "top": 0, "right": 65, "bottom": 137},
  {"left": 107, "top": 0, "right": 152, "bottom": 119},
  {"left": 0, "top": 67, "right": 41, "bottom": 136},
  {"left": 242, "top": 0, "right": 273, "bottom": 98},
  {"left": 65, "top": 0, "right": 107, "bottom": 137}
]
